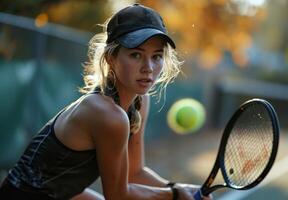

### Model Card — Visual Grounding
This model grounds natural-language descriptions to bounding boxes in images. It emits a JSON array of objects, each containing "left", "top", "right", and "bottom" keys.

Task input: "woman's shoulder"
[
  {"left": 75, "top": 93, "right": 130, "bottom": 134},
  {"left": 79, "top": 93, "right": 128, "bottom": 120}
]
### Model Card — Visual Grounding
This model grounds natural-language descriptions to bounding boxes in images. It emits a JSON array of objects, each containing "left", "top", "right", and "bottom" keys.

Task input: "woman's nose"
[{"left": 141, "top": 58, "right": 153, "bottom": 73}]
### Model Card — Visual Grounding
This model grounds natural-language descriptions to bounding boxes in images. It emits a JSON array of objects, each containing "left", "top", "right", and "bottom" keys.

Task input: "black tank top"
[{"left": 6, "top": 100, "right": 99, "bottom": 199}]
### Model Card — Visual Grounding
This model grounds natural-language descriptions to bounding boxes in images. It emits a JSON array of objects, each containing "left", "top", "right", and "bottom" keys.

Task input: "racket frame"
[{"left": 199, "top": 99, "right": 280, "bottom": 196}]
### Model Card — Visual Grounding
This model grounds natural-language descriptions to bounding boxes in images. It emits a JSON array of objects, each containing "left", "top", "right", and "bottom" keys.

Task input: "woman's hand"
[{"left": 175, "top": 183, "right": 213, "bottom": 200}]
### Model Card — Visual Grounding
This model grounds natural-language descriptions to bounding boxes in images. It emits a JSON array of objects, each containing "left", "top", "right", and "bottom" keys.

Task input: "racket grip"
[{"left": 193, "top": 189, "right": 202, "bottom": 200}]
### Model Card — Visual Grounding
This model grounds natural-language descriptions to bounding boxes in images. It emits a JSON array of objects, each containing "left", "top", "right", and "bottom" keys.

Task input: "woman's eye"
[
  {"left": 130, "top": 52, "right": 141, "bottom": 59},
  {"left": 153, "top": 54, "right": 163, "bottom": 61}
]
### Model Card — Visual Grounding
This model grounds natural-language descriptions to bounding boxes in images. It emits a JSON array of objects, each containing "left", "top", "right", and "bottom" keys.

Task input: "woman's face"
[{"left": 110, "top": 36, "right": 166, "bottom": 96}]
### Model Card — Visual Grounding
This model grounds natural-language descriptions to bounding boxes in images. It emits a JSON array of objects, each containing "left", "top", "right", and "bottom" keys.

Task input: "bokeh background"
[{"left": 0, "top": 0, "right": 288, "bottom": 199}]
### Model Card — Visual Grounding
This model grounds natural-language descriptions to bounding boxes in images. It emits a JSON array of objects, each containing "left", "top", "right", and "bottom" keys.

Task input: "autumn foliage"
[{"left": 139, "top": 0, "right": 267, "bottom": 68}]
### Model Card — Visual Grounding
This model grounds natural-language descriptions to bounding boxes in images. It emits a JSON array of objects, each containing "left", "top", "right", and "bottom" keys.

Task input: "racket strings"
[{"left": 223, "top": 104, "right": 274, "bottom": 187}]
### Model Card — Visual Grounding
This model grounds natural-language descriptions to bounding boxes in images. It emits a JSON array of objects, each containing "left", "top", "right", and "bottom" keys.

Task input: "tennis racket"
[{"left": 193, "top": 98, "right": 280, "bottom": 200}]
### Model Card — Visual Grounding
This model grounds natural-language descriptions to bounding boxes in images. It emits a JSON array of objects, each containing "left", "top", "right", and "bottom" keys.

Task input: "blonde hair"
[{"left": 80, "top": 24, "right": 182, "bottom": 133}]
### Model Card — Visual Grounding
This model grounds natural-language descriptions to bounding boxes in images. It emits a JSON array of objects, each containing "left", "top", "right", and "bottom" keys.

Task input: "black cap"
[{"left": 106, "top": 4, "right": 176, "bottom": 49}]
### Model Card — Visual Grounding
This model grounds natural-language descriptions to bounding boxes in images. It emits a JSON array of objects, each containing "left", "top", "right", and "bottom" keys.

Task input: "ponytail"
[{"left": 128, "top": 96, "right": 142, "bottom": 134}]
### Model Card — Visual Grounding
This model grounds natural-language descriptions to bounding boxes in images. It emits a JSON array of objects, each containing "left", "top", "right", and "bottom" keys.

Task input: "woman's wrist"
[{"left": 166, "top": 182, "right": 179, "bottom": 200}]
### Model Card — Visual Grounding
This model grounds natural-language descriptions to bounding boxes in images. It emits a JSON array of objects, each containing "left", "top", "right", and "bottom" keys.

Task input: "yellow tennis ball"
[{"left": 167, "top": 98, "right": 206, "bottom": 134}]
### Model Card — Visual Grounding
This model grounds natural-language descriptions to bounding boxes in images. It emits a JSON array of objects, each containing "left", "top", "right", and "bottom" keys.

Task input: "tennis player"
[{"left": 0, "top": 4, "right": 211, "bottom": 200}]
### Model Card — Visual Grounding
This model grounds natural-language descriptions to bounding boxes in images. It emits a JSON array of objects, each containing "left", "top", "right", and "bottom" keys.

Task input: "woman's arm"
[
  {"left": 128, "top": 95, "right": 169, "bottom": 187},
  {"left": 85, "top": 99, "right": 174, "bottom": 200},
  {"left": 126, "top": 95, "right": 212, "bottom": 200}
]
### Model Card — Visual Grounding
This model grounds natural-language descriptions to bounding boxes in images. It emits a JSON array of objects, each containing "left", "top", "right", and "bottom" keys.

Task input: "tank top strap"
[
  {"left": 50, "top": 105, "right": 69, "bottom": 127},
  {"left": 50, "top": 88, "right": 101, "bottom": 127}
]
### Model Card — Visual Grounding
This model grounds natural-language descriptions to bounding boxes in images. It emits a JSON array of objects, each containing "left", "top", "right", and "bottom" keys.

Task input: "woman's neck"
[{"left": 117, "top": 88, "right": 136, "bottom": 112}]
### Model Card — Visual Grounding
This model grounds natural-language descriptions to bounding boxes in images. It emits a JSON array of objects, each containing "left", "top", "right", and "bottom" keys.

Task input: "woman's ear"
[{"left": 105, "top": 54, "right": 114, "bottom": 68}]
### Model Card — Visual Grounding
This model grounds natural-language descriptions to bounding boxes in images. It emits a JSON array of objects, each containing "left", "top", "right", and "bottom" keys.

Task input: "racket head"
[{"left": 219, "top": 98, "right": 279, "bottom": 190}]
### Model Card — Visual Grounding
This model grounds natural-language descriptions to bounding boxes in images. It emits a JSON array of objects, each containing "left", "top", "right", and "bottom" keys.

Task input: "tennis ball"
[{"left": 167, "top": 98, "right": 206, "bottom": 134}]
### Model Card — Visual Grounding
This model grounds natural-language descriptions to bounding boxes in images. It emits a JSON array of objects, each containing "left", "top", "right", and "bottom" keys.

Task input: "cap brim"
[{"left": 117, "top": 28, "right": 176, "bottom": 49}]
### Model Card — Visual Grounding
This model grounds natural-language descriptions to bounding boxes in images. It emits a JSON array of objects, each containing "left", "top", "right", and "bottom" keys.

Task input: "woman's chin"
[{"left": 135, "top": 88, "right": 150, "bottom": 95}]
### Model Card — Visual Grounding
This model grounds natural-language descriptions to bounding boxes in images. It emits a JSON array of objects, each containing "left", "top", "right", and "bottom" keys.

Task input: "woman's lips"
[{"left": 137, "top": 78, "right": 153, "bottom": 87}]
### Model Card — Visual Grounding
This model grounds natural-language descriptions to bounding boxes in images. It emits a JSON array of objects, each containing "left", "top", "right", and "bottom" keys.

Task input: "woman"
[{"left": 0, "top": 4, "right": 211, "bottom": 200}]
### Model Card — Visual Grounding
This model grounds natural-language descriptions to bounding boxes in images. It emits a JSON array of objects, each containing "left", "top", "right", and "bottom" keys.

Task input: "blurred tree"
[
  {"left": 248, "top": 0, "right": 288, "bottom": 83},
  {"left": 0, "top": 0, "right": 112, "bottom": 32},
  {"left": 139, "top": 0, "right": 267, "bottom": 68},
  {"left": 0, "top": 0, "right": 113, "bottom": 60},
  {"left": 257, "top": 0, "right": 288, "bottom": 53},
  {"left": 0, "top": 0, "right": 58, "bottom": 16},
  {"left": 1, "top": 0, "right": 285, "bottom": 70}
]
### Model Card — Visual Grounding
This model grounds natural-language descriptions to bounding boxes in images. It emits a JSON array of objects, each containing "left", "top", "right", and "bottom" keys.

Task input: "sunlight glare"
[
  {"left": 231, "top": 0, "right": 267, "bottom": 16},
  {"left": 109, "top": 0, "right": 136, "bottom": 12}
]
